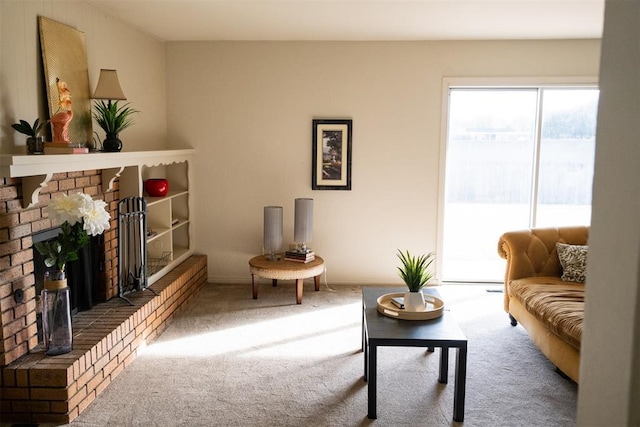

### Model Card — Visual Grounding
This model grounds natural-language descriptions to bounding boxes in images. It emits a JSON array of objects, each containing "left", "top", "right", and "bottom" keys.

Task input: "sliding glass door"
[{"left": 442, "top": 87, "right": 598, "bottom": 282}]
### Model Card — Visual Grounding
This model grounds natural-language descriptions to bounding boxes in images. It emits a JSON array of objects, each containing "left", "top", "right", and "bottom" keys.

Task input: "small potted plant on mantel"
[
  {"left": 397, "top": 249, "right": 436, "bottom": 311},
  {"left": 92, "top": 100, "right": 139, "bottom": 152},
  {"left": 11, "top": 118, "right": 46, "bottom": 154}
]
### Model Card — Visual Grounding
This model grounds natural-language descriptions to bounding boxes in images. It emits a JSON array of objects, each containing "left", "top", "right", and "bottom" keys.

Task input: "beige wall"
[
  {"left": 0, "top": 0, "right": 167, "bottom": 154},
  {"left": 166, "top": 40, "right": 601, "bottom": 284},
  {"left": 4, "top": 0, "right": 640, "bottom": 423},
  {"left": 578, "top": 0, "right": 640, "bottom": 424}
]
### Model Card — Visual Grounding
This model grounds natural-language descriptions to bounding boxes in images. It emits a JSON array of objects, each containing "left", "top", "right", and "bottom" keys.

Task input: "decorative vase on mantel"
[
  {"left": 103, "top": 133, "right": 122, "bottom": 152},
  {"left": 41, "top": 270, "right": 73, "bottom": 356},
  {"left": 403, "top": 290, "right": 426, "bottom": 312},
  {"left": 50, "top": 110, "right": 73, "bottom": 144}
]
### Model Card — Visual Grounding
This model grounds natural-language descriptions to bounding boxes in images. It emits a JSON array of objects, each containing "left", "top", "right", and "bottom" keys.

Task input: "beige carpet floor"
[{"left": 58, "top": 282, "right": 576, "bottom": 426}]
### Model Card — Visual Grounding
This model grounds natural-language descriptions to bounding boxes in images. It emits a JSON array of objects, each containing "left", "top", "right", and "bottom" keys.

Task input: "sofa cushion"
[
  {"left": 509, "top": 277, "right": 584, "bottom": 350},
  {"left": 556, "top": 242, "right": 588, "bottom": 283}
]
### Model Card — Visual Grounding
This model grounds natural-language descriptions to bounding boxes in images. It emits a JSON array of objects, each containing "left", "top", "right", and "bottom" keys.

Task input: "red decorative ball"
[{"left": 145, "top": 179, "right": 169, "bottom": 197}]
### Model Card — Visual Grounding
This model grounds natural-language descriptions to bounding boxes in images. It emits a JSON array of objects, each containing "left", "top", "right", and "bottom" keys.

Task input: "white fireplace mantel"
[{"left": 0, "top": 149, "right": 194, "bottom": 208}]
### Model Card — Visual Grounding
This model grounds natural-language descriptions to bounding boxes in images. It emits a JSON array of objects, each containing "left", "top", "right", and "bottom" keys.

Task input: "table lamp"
[
  {"left": 92, "top": 69, "right": 126, "bottom": 108},
  {"left": 294, "top": 198, "right": 313, "bottom": 253},
  {"left": 263, "top": 206, "right": 283, "bottom": 261}
]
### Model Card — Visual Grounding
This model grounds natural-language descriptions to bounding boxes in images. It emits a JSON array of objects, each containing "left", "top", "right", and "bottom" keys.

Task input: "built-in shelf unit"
[{"left": 0, "top": 149, "right": 194, "bottom": 285}]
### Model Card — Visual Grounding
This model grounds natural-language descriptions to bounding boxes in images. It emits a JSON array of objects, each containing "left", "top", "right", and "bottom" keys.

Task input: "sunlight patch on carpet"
[{"left": 139, "top": 301, "right": 362, "bottom": 358}]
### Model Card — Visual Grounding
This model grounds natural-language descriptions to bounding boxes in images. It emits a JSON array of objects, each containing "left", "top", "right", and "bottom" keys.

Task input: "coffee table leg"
[
  {"left": 439, "top": 346, "right": 449, "bottom": 384},
  {"left": 296, "top": 279, "right": 303, "bottom": 304},
  {"left": 252, "top": 274, "right": 258, "bottom": 299},
  {"left": 454, "top": 345, "right": 467, "bottom": 422},
  {"left": 272, "top": 279, "right": 277, "bottom": 287},
  {"left": 363, "top": 322, "right": 368, "bottom": 380},
  {"left": 314, "top": 274, "right": 320, "bottom": 291},
  {"left": 367, "top": 344, "right": 377, "bottom": 419}
]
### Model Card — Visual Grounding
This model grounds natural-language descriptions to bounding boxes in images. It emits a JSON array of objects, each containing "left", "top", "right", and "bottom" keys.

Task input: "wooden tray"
[{"left": 376, "top": 292, "right": 445, "bottom": 320}]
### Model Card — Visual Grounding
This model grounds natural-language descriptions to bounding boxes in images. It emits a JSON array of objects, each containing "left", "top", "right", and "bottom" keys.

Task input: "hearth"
[{"left": 32, "top": 228, "right": 104, "bottom": 342}]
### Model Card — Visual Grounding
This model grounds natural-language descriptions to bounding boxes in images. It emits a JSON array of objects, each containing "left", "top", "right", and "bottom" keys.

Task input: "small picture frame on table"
[{"left": 312, "top": 119, "right": 352, "bottom": 190}]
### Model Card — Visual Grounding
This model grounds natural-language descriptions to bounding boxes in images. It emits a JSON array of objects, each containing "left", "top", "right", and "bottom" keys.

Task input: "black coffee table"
[{"left": 362, "top": 287, "right": 468, "bottom": 422}]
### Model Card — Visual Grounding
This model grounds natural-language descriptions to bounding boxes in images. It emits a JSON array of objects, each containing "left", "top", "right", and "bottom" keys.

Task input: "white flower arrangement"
[{"left": 35, "top": 193, "right": 111, "bottom": 272}]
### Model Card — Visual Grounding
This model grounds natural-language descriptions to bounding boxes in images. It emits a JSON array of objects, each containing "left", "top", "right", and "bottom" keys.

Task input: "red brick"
[
  {"left": 12, "top": 399, "right": 51, "bottom": 413},
  {"left": 0, "top": 239, "right": 21, "bottom": 257},
  {"left": 94, "top": 375, "right": 111, "bottom": 396},
  {"left": 16, "top": 323, "right": 37, "bottom": 345},
  {"left": 11, "top": 273, "right": 35, "bottom": 290},
  {"left": 109, "top": 360, "right": 124, "bottom": 380},
  {"left": 0, "top": 264, "right": 22, "bottom": 283},
  {"left": 66, "top": 407, "right": 80, "bottom": 423},
  {"left": 74, "top": 365, "right": 96, "bottom": 389},
  {"left": 16, "top": 368, "right": 29, "bottom": 387},
  {"left": 86, "top": 370, "right": 104, "bottom": 392},
  {"left": 0, "top": 282, "right": 12, "bottom": 299},
  {"left": 0, "top": 185, "right": 19, "bottom": 201},
  {"left": 83, "top": 186, "right": 98, "bottom": 196},
  {"left": 3, "top": 368, "right": 16, "bottom": 387},
  {"left": 21, "top": 235, "right": 32, "bottom": 249},
  {"left": 29, "top": 386, "right": 74, "bottom": 401},
  {"left": 58, "top": 178, "right": 76, "bottom": 191},
  {"left": 65, "top": 384, "right": 87, "bottom": 412},
  {"left": 4, "top": 341, "right": 29, "bottom": 365},
  {"left": 18, "top": 209, "right": 41, "bottom": 224},
  {"left": 31, "top": 218, "right": 52, "bottom": 233},
  {"left": 9, "top": 223, "right": 32, "bottom": 240},
  {"left": 42, "top": 179, "right": 59, "bottom": 193},
  {"left": 77, "top": 389, "right": 96, "bottom": 415},
  {"left": 74, "top": 177, "right": 90, "bottom": 188},
  {"left": 35, "top": 412, "right": 72, "bottom": 424},
  {"left": 38, "top": 192, "right": 52, "bottom": 204},
  {"left": 0, "top": 212, "right": 19, "bottom": 228},
  {"left": 51, "top": 173, "right": 67, "bottom": 180},
  {"left": 2, "top": 386, "right": 30, "bottom": 399},
  {"left": 29, "top": 365, "right": 73, "bottom": 387},
  {"left": 22, "top": 260, "right": 34, "bottom": 275},
  {"left": 13, "top": 298, "right": 36, "bottom": 319},
  {"left": 11, "top": 248, "right": 33, "bottom": 265},
  {"left": 5, "top": 199, "right": 23, "bottom": 213}
]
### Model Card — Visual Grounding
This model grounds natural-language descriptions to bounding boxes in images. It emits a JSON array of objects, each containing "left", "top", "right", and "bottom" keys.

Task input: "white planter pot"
[{"left": 404, "top": 291, "right": 425, "bottom": 311}]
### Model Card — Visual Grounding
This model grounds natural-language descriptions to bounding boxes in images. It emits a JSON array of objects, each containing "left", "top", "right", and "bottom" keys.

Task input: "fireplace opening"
[{"left": 32, "top": 228, "right": 103, "bottom": 343}]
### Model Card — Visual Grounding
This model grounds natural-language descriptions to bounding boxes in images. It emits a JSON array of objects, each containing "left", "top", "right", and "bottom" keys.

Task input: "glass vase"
[{"left": 42, "top": 270, "right": 73, "bottom": 355}]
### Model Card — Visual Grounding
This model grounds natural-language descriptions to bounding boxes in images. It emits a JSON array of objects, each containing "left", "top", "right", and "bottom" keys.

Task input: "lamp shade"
[
  {"left": 294, "top": 198, "right": 313, "bottom": 247},
  {"left": 92, "top": 69, "right": 127, "bottom": 100},
  {"left": 263, "top": 206, "right": 283, "bottom": 255}
]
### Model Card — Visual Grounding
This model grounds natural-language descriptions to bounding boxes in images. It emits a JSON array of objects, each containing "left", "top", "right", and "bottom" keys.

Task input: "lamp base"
[{"left": 265, "top": 253, "right": 281, "bottom": 261}]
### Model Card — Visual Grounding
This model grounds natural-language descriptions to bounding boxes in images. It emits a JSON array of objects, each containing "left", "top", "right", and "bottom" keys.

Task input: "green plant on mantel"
[
  {"left": 92, "top": 100, "right": 139, "bottom": 136},
  {"left": 11, "top": 118, "right": 46, "bottom": 138},
  {"left": 396, "top": 249, "right": 435, "bottom": 292}
]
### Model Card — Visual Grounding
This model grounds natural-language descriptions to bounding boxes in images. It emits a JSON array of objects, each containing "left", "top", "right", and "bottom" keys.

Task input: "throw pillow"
[{"left": 556, "top": 242, "right": 588, "bottom": 283}]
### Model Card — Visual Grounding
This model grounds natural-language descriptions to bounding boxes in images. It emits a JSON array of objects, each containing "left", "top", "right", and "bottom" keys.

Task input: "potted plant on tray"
[
  {"left": 397, "top": 249, "right": 435, "bottom": 311},
  {"left": 92, "top": 100, "right": 139, "bottom": 152},
  {"left": 11, "top": 118, "right": 46, "bottom": 154}
]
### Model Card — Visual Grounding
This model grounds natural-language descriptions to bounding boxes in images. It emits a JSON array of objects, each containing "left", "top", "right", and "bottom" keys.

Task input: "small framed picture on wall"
[{"left": 312, "top": 119, "right": 352, "bottom": 190}]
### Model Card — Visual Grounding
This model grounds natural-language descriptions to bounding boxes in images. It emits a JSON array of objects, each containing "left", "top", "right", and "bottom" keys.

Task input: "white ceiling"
[{"left": 88, "top": 0, "right": 605, "bottom": 42}]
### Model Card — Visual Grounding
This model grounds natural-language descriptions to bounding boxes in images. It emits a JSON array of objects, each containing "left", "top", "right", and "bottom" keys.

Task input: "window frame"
[{"left": 437, "top": 77, "right": 599, "bottom": 282}]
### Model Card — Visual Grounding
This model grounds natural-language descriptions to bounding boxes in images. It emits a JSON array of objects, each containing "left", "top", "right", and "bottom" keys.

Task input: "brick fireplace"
[
  {"left": 0, "top": 170, "right": 119, "bottom": 366},
  {"left": 0, "top": 158, "right": 206, "bottom": 423}
]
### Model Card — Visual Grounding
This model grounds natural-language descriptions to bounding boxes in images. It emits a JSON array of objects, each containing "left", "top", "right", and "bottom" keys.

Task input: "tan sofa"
[{"left": 498, "top": 226, "right": 588, "bottom": 383}]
